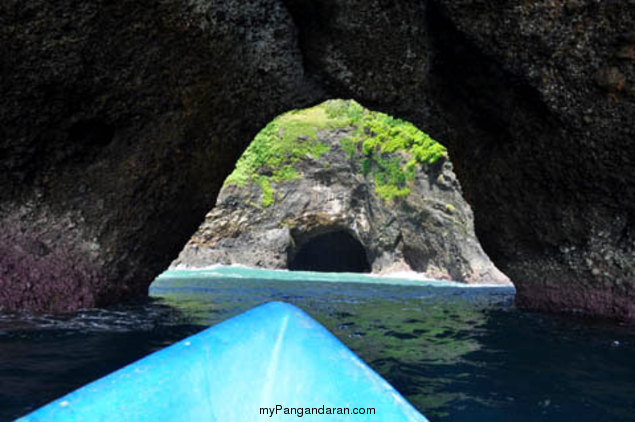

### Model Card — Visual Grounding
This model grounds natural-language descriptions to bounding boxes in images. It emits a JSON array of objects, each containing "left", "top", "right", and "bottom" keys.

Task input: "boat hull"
[{"left": 17, "top": 302, "right": 426, "bottom": 421}]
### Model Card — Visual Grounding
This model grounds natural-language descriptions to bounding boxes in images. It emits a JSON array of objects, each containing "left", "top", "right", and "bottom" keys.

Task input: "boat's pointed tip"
[
  {"left": 259, "top": 301, "right": 300, "bottom": 312},
  {"left": 254, "top": 301, "right": 313, "bottom": 323}
]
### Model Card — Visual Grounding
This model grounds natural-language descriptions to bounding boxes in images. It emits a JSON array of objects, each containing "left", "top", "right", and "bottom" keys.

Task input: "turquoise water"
[
  {"left": 2, "top": 267, "right": 634, "bottom": 421},
  {"left": 160, "top": 265, "right": 472, "bottom": 286}
]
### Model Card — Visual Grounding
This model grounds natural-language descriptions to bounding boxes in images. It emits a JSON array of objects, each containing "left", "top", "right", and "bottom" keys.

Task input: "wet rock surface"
[{"left": 1, "top": 0, "right": 633, "bottom": 319}]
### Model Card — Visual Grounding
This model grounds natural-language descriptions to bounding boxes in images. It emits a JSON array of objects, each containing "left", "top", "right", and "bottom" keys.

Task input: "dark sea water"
[{"left": 1, "top": 267, "right": 634, "bottom": 421}]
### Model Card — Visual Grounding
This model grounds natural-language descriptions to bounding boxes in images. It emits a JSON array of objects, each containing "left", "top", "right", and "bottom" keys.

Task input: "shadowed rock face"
[
  {"left": 288, "top": 231, "right": 372, "bottom": 273},
  {"left": 1, "top": 1, "right": 633, "bottom": 319}
]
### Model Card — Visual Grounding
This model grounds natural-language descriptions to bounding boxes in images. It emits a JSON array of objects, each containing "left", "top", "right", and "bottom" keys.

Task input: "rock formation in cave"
[
  {"left": 1, "top": 0, "right": 632, "bottom": 319},
  {"left": 174, "top": 100, "right": 510, "bottom": 285}
]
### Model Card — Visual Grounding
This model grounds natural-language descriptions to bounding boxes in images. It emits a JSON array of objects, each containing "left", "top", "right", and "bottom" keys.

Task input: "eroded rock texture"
[
  {"left": 172, "top": 106, "right": 510, "bottom": 285},
  {"left": 1, "top": 0, "right": 633, "bottom": 319}
]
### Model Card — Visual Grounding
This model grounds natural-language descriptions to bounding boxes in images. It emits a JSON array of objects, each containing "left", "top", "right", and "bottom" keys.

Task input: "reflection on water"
[{"left": 1, "top": 270, "right": 634, "bottom": 421}]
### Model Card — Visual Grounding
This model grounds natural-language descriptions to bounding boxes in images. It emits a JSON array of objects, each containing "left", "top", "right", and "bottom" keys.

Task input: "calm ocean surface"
[{"left": 1, "top": 267, "right": 634, "bottom": 421}]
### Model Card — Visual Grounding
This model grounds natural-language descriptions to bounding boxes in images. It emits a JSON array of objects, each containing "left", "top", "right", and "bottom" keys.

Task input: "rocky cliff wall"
[{"left": 1, "top": 0, "right": 633, "bottom": 319}]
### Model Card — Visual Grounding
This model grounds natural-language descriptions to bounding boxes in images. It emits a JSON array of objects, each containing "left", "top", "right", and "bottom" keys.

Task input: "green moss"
[
  {"left": 271, "top": 165, "right": 300, "bottom": 183},
  {"left": 341, "top": 136, "right": 358, "bottom": 159},
  {"left": 375, "top": 184, "right": 411, "bottom": 200},
  {"left": 338, "top": 101, "right": 447, "bottom": 201},
  {"left": 224, "top": 99, "right": 447, "bottom": 204},
  {"left": 258, "top": 177, "right": 275, "bottom": 207},
  {"left": 224, "top": 106, "right": 333, "bottom": 191}
]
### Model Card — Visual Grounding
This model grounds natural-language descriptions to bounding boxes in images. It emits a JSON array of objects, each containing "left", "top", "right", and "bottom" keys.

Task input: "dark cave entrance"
[{"left": 288, "top": 231, "right": 371, "bottom": 273}]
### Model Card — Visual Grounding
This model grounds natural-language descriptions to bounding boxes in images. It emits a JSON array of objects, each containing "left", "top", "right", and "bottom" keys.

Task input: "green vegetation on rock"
[
  {"left": 339, "top": 101, "right": 446, "bottom": 201},
  {"left": 224, "top": 99, "right": 447, "bottom": 204}
]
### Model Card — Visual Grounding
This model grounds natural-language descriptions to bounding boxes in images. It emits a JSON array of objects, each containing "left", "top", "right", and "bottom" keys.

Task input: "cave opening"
[{"left": 288, "top": 231, "right": 371, "bottom": 273}]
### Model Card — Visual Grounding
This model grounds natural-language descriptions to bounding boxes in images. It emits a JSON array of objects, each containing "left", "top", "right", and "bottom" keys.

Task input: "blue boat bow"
[{"left": 17, "top": 302, "right": 426, "bottom": 421}]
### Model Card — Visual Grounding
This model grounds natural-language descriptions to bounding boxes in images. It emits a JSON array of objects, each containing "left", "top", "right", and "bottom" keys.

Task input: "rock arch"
[{"left": 0, "top": 0, "right": 632, "bottom": 319}]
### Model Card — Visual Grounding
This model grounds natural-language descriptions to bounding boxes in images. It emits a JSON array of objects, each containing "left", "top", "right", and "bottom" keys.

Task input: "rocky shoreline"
[{"left": 163, "top": 264, "right": 512, "bottom": 287}]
